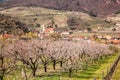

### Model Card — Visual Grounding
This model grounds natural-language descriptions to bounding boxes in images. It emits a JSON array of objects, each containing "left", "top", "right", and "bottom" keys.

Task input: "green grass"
[
  {"left": 112, "top": 57, "right": 120, "bottom": 80},
  {"left": 3, "top": 53, "right": 118, "bottom": 80}
]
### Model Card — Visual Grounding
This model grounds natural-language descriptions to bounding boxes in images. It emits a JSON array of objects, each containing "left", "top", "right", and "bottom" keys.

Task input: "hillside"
[
  {"left": 106, "top": 13, "right": 120, "bottom": 23},
  {"left": 0, "top": 14, "right": 29, "bottom": 34},
  {"left": 0, "top": 7, "right": 113, "bottom": 32},
  {"left": 0, "top": 0, "right": 120, "bottom": 17}
]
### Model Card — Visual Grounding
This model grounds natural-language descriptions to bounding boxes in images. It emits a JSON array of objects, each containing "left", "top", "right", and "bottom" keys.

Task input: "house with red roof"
[
  {"left": 108, "top": 39, "right": 120, "bottom": 44},
  {"left": 44, "top": 28, "right": 54, "bottom": 34},
  {"left": 2, "top": 34, "right": 12, "bottom": 39}
]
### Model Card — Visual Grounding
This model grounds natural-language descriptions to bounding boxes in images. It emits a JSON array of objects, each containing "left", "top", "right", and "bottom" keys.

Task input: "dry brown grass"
[{"left": 0, "top": 7, "right": 113, "bottom": 31}]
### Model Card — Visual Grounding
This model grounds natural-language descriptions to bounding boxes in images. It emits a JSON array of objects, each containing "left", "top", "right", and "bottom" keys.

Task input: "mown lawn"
[
  {"left": 112, "top": 58, "right": 120, "bottom": 80},
  {"left": 4, "top": 53, "right": 118, "bottom": 80}
]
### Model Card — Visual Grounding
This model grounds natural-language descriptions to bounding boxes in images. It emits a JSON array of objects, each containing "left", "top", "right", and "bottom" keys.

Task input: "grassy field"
[
  {"left": 112, "top": 58, "right": 120, "bottom": 80},
  {"left": 3, "top": 53, "right": 119, "bottom": 80}
]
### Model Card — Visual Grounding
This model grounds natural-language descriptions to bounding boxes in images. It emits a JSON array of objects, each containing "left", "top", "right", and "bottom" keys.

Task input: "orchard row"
[{"left": 0, "top": 39, "right": 114, "bottom": 79}]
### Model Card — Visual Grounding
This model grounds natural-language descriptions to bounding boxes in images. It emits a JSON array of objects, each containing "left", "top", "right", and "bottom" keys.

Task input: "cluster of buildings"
[
  {"left": 1, "top": 22, "right": 120, "bottom": 47},
  {"left": 20, "top": 23, "right": 120, "bottom": 46}
]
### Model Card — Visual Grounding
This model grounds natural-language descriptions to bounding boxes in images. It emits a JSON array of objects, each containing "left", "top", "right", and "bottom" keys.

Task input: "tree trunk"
[
  {"left": 60, "top": 61, "right": 63, "bottom": 68},
  {"left": 69, "top": 68, "right": 72, "bottom": 77},
  {"left": 1, "top": 76, "right": 4, "bottom": 80},
  {"left": 44, "top": 63, "right": 47, "bottom": 72},
  {"left": 85, "top": 61, "right": 88, "bottom": 69},
  {"left": 53, "top": 60, "right": 56, "bottom": 70},
  {"left": 0, "top": 58, "right": 5, "bottom": 80},
  {"left": 29, "top": 59, "right": 38, "bottom": 77},
  {"left": 31, "top": 64, "right": 37, "bottom": 76},
  {"left": 0, "top": 71, "right": 5, "bottom": 80},
  {"left": 32, "top": 68, "right": 37, "bottom": 76},
  {"left": 22, "top": 64, "right": 28, "bottom": 80}
]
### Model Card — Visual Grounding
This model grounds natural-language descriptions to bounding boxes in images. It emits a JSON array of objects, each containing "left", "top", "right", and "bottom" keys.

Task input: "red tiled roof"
[
  {"left": 44, "top": 28, "right": 54, "bottom": 33},
  {"left": 2, "top": 34, "right": 11, "bottom": 38},
  {"left": 79, "top": 36, "right": 84, "bottom": 39},
  {"left": 108, "top": 40, "right": 120, "bottom": 44}
]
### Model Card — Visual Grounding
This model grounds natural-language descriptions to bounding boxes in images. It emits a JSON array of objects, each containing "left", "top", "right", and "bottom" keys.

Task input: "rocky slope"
[{"left": 0, "top": 0, "right": 120, "bottom": 17}]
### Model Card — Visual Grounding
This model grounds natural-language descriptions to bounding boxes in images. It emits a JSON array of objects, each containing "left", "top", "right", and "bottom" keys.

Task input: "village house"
[
  {"left": 107, "top": 39, "right": 120, "bottom": 44},
  {"left": 70, "top": 35, "right": 84, "bottom": 41},
  {"left": 44, "top": 28, "right": 54, "bottom": 34},
  {"left": 2, "top": 33, "right": 12, "bottom": 39},
  {"left": 61, "top": 31, "right": 70, "bottom": 36},
  {"left": 38, "top": 24, "right": 55, "bottom": 39},
  {"left": 40, "top": 24, "right": 54, "bottom": 34},
  {"left": 103, "top": 35, "right": 112, "bottom": 40},
  {"left": 116, "top": 23, "right": 120, "bottom": 27},
  {"left": 92, "top": 28, "right": 98, "bottom": 32},
  {"left": 60, "top": 31, "right": 70, "bottom": 40},
  {"left": 84, "top": 29, "right": 89, "bottom": 33}
]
